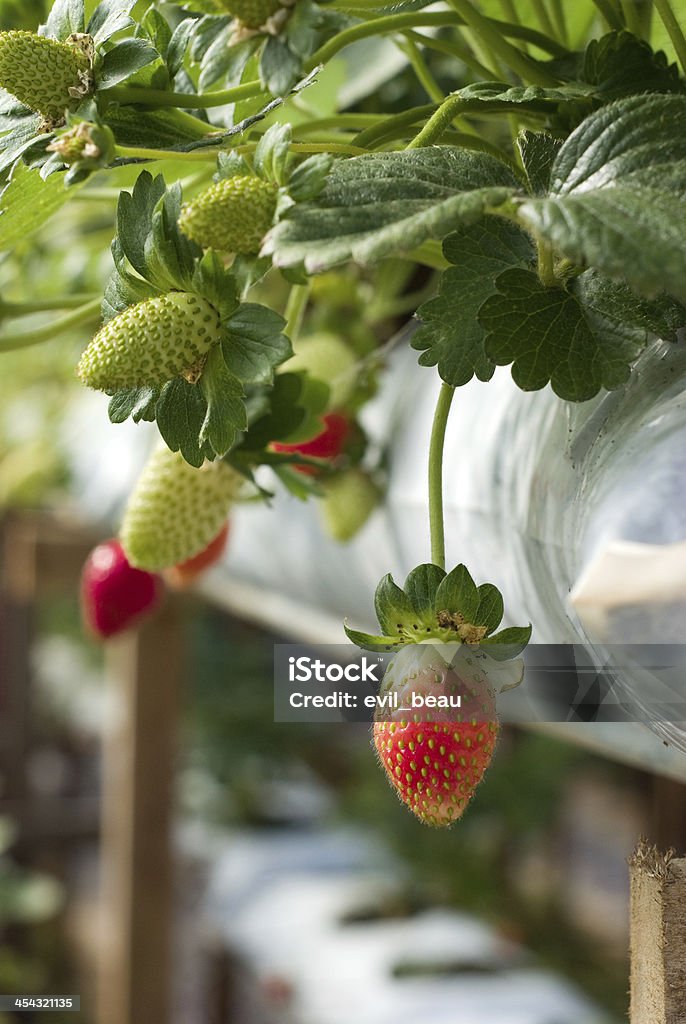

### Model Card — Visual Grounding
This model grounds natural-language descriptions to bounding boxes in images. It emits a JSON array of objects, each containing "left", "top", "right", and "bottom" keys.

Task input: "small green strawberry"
[
  {"left": 77, "top": 293, "right": 223, "bottom": 393},
  {"left": 178, "top": 176, "right": 279, "bottom": 255},
  {"left": 172, "top": 0, "right": 285, "bottom": 29},
  {"left": 321, "top": 469, "right": 379, "bottom": 542},
  {"left": 282, "top": 333, "right": 358, "bottom": 410},
  {"left": 120, "top": 447, "right": 244, "bottom": 571},
  {"left": 0, "top": 31, "right": 91, "bottom": 120}
]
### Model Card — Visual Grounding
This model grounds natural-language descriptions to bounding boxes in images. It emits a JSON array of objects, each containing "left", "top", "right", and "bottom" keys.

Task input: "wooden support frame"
[{"left": 630, "top": 840, "right": 686, "bottom": 1024}]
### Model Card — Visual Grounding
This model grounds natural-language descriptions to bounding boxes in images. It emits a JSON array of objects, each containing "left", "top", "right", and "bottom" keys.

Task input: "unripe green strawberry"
[
  {"left": 221, "top": 0, "right": 285, "bottom": 27},
  {"left": 282, "top": 333, "right": 357, "bottom": 410},
  {"left": 178, "top": 176, "right": 278, "bottom": 255},
  {"left": 77, "top": 293, "right": 223, "bottom": 393},
  {"left": 120, "top": 448, "right": 244, "bottom": 571},
  {"left": 0, "top": 31, "right": 91, "bottom": 120},
  {"left": 172, "top": 0, "right": 284, "bottom": 28},
  {"left": 321, "top": 469, "right": 379, "bottom": 542}
]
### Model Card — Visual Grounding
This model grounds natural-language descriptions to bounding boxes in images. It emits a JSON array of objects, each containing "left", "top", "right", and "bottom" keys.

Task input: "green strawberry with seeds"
[
  {"left": 121, "top": 447, "right": 244, "bottom": 571},
  {"left": 0, "top": 31, "right": 91, "bottom": 120},
  {"left": 77, "top": 293, "right": 224, "bottom": 393},
  {"left": 178, "top": 176, "right": 279, "bottom": 255}
]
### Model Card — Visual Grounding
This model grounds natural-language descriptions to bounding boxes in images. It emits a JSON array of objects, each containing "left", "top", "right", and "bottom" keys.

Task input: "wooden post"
[
  {"left": 97, "top": 601, "right": 182, "bottom": 1024},
  {"left": 630, "top": 839, "right": 686, "bottom": 1024}
]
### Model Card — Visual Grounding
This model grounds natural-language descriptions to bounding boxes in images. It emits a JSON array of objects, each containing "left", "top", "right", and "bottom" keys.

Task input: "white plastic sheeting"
[{"left": 64, "top": 332, "right": 686, "bottom": 767}]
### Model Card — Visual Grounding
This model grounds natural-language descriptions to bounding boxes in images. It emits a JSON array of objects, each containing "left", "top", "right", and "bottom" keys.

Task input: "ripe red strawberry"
[
  {"left": 271, "top": 412, "right": 350, "bottom": 474},
  {"left": 373, "top": 644, "right": 499, "bottom": 827},
  {"left": 164, "top": 521, "right": 230, "bottom": 589},
  {"left": 81, "top": 539, "right": 164, "bottom": 640}
]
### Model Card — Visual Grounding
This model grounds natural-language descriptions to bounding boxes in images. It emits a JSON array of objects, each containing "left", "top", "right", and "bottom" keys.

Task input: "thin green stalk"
[
  {"left": 306, "top": 12, "right": 568, "bottom": 71},
  {"left": 550, "top": 0, "right": 569, "bottom": 44},
  {"left": 291, "top": 114, "right": 384, "bottom": 135},
  {"left": 0, "top": 294, "right": 100, "bottom": 316},
  {"left": 353, "top": 104, "right": 436, "bottom": 147},
  {"left": 406, "top": 95, "right": 466, "bottom": 149},
  {"left": 531, "top": 0, "right": 557, "bottom": 39},
  {"left": 591, "top": 0, "right": 625, "bottom": 29},
  {"left": 0, "top": 299, "right": 101, "bottom": 352},
  {"left": 498, "top": 0, "right": 521, "bottom": 25},
  {"left": 284, "top": 283, "right": 311, "bottom": 343},
  {"left": 401, "top": 35, "right": 445, "bottom": 103},
  {"left": 107, "top": 79, "right": 265, "bottom": 109},
  {"left": 115, "top": 144, "right": 216, "bottom": 162},
  {"left": 445, "top": 0, "right": 560, "bottom": 84},
  {"left": 405, "top": 30, "right": 498, "bottom": 79},
  {"left": 654, "top": 0, "right": 686, "bottom": 72},
  {"left": 621, "top": 0, "right": 644, "bottom": 33},
  {"left": 428, "top": 382, "right": 455, "bottom": 570}
]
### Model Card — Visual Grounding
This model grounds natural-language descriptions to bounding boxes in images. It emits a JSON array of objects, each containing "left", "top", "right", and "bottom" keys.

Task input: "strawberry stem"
[
  {"left": 428, "top": 381, "right": 455, "bottom": 571},
  {"left": 654, "top": 0, "right": 686, "bottom": 73},
  {"left": 0, "top": 298, "right": 101, "bottom": 352}
]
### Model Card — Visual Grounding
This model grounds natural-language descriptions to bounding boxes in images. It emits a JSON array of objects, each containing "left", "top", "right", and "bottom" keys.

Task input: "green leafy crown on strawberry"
[
  {"left": 174, "top": 0, "right": 286, "bottom": 30},
  {"left": 345, "top": 561, "right": 531, "bottom": 656}
]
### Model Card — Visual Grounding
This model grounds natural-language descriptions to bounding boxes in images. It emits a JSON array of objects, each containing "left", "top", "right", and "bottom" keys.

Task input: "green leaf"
[
  {"left": 42, "top": 0, "right": 84, "bottom": 40},
  {"left": 116, "top": 171, "right": 166, "bottom": 282},
  {"left": 374, "top": 573, "right": 417, "bottom": 635},
  {"left": 97, "top": 39, "right": 161, "bottom": 90},
  {"left": 0, "top": 162, "right": 83, "bottom": 251},
  {"left": 478, "top": 268, "right": 647, "bottom": 401},
  {"left": 413, "top": 219, "right": 534, "bottom": 387},
  {"left": 108, "top": 386, "right": 159, "bottom": 424},
  {"left": 403, "top": 563, "right": 446, "bottom": 620},
  {"left": 267, "top": 148, "right": 518, "bottom": 272},
  {"left": 147, "top": 182, "right": 200, "bottom": 291},
  {"left": 474, "top": 583, "right": 504, "bottom": 635},
  {"left": 517, "top": 131, "right": 563, "bottom": 196},
  {"left": 517, "top": 94, "right": 686, "bottom": 302},
  {"left": 434, "top": 564, "right": 479, "bottom": 621},
  {"left": 156, "top": 378, "right": 210, "bottom": 468},
  {"left": 261, "top": 37, "right": 303, "bottom": 96},
  {"left": 88, "top": 0, "right": 137, "bottom": 44},
  {"left": 0, "top": 118, "right": 44, "bottom": 176},
  {"left": 581, "top": 30, "right": 681, "bottom": 100},
  {"left": 238, "top": 373, "right": 319, "bottom": 450},
  {"left": 223, "top": 304, "right": 291, "bottom": 385},
  {"left": 254, "top": 122, "right": 292, "bottom": 187},
  {"left": 343, "top": 625, "right": 402, "bottom": 651},
  {"left": 482, "top": 624, "right": 532, "bottom": 659},
  {"left": 288, "top": 154, "right": 334, "bottom": 202},
  {"left": 199, "top": 346, "right": 247, "bottom": 457}
]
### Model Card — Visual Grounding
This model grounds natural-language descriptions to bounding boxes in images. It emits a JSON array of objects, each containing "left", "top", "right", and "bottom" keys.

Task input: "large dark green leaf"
[
  {"left": 267, "top": 147, "right": 518, "bottom": 271},
  {"left": 517, "top": 95, "right": 686, "bottom": 302}
]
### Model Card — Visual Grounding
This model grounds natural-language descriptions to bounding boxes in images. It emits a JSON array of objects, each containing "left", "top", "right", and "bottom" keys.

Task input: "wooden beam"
[
  {"left": 630, "top": 839, "right": 686, "bottom": 1024},
  {"left": 97, "top": 602, "right": 182, "bottom": 1024}
]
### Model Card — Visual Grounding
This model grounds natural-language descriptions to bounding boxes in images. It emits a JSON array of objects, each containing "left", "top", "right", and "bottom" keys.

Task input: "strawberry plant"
[{"left": 2, "top": 0, "right": 686, "bottom": 823}]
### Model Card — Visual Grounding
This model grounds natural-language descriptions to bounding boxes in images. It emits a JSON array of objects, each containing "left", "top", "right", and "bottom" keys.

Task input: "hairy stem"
[
  {"left": 406, "top": 94, "right": 466, "bottom": 148},
  {"left": 0, "top": 294, "right": 100, "bottom": 316},
  {"left": 590, "top": 0, "right": 625, "bottom": 29},
  {"left": 429, "top": 382, "right": 455, "bottom": 570}
]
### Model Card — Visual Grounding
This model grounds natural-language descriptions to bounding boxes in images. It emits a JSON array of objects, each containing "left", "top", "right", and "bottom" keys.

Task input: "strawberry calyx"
[{"left": 345, "top": 561, "right": 531, "bottom": 661}]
